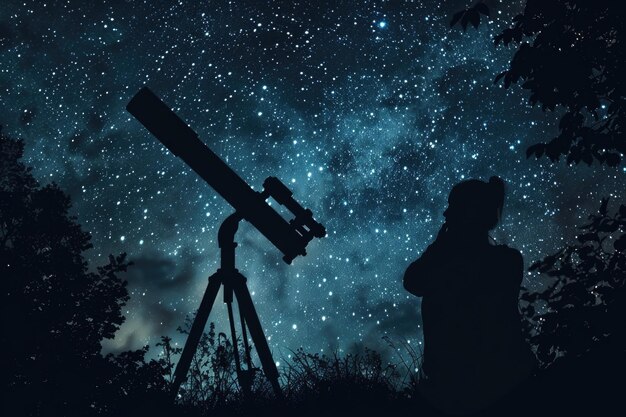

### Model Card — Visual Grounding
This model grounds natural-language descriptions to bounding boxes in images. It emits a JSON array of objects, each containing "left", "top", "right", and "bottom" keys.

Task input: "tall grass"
[{"left": 157, "top": 324, "right": 427, "bottom": 415}]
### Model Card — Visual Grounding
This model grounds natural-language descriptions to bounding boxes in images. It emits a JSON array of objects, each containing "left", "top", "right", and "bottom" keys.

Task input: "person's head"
[{"left": 443, "top": 176, "right": 505, "bottom": 233}]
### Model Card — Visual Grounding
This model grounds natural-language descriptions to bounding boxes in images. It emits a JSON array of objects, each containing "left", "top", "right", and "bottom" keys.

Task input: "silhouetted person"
[{"left": 404, "top": 177, "right": 534, "bottom": 414}]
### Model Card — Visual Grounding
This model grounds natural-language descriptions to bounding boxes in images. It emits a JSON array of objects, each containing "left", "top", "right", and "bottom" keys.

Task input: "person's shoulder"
[
  {"left": 493, "top": 244, "right": 521, "bottom": 256},
  {"left": 492, "top": 244, "right": 523, "bottom": 266}
]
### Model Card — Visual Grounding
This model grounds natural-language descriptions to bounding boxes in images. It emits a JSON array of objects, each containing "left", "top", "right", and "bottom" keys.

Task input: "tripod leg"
[
  {"left": 239, "top": 313, "right": 253, "bottom": 369},
  {"left": 232, "top": 276, "right": 282, "bottom": 397},
  {"left": 227, "top": 300, "right": 252, "bottom": 396},
  {"left": 171, "top": 272, "right": 222, "bottom": 400}
]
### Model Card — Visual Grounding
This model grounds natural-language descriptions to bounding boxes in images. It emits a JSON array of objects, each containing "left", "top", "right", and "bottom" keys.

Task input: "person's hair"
[{"left": 444, "top": 176, "right": 506, "bottom": 231}]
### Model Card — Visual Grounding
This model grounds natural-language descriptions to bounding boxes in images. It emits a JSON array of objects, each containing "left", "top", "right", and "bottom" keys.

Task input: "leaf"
[
  {"left": 600, "top": 197, "right": 609, "bottom": 216},
  {"left": 526, "top": 143, "right": 546, "bottom": 158},
  {"left": 469, "top": 10, "right": 480, "bottom": 28},
  {"left": 520, "top": 291, "right": 539, "bottom": 302},
  {"left": 604, "top": 153, "right": 621, "bottom": 166},
  {"left": 558, "top": 112, "right": 573, "bottom": 130},
  {"left": 461, "top": 14, "right": 470, "bottom": 31},
  {"left": 475, "top": 2, "right": 490, "bottom": 17},
  {"left": 578, "top": 245, "right": 593, "bottom": 257},
  {"left": 494, "top": 70, "right": 507, "bottom": 84},
  {"left": 598, "top": 218, "right": 618, "bottom": 233},
  {"left": 504, "top": 75, "right": 512, "bottom": 88},
  {"left": 450, "top": 10, "right": 465, "bottom": 27},
  {"left": 577, "top": 233, "right": 598, "bottom": 243}
]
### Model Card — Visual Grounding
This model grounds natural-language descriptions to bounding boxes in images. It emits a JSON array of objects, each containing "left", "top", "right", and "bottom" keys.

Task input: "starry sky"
[{"left": 1, "top": 0, "right": 623, "bottom": 362}]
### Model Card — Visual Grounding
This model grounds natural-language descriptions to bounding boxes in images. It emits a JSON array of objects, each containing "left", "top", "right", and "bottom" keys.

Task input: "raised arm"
[{"left": 403, "top": 241, "right": 445, "bottom": 297}]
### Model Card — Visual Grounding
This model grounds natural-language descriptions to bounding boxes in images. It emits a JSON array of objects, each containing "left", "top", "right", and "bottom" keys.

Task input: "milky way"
[{"left": 1, "top": 0, "right": 623, "bottom": 362}]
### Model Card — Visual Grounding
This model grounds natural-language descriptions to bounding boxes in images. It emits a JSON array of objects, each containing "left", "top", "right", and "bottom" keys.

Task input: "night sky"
[{"left": 1, "top": 0, "right": 623, "bottom": 363}]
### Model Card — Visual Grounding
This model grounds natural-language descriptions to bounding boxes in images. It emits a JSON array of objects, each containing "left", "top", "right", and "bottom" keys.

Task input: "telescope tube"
[{"left": 127, "top": 87, "right": 307, "bottom": 263}]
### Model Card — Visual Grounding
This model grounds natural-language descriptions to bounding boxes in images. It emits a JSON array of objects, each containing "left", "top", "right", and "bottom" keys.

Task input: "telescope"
[
  {"left": 127, "top": 87, "right": 325, "bottom": 264},
  {"left": 127, "top": 87, "right": 325, "bottom": 398}
]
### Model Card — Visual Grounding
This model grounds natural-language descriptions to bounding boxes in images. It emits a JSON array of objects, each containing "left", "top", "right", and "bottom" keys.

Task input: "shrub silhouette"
[
  {"left": 1, "top": 127, "right": 168, "bottom": 416},
  {"left": 164, "top": 318, "right": 241, "bottom": 408},
  {"left": 508, "top": 199, "right": 626, "bottom": 416},
  {"left": 159, "top": 321, "right": 428, "bottom": 417},
  {"left": 521, "top": 198, "right": 626, "bottom": 364}
]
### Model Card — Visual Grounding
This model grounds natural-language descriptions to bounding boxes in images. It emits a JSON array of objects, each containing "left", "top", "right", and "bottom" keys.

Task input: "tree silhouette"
[
  {"left": 511, "top": 199, "right": 626, "bottom": 416},
  {"left": 450, "top": 1, "right": 490, "bottom": 31},
  {"left": 452, "top": 0, "right": 625, "bottom": 165},
  {"left": 520, "top": 198, "right": 625, "bottom": 365},
  {"left": 1, "top": 126, "right": 167, "bottom": 416}
]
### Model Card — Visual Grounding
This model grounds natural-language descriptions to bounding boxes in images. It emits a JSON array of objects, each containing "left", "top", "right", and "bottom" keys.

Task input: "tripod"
[{"left": 170, "top": 213, "right": 282, "bottom": 399}]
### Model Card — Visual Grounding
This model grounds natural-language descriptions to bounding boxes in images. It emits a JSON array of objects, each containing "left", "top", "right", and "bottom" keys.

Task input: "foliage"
[
  {"left": 166, "top": 318, "right": 242, "bottom": 408},
  {"left": 280, "top": 347, "right": 401, "bottom": 400},
  {"left": 96, "top": 347, "right": 170, "bottom": 416},
  {"left": 450, "top": 1, "right": 490, "bottom": 31},
  {"left": 1, "top": 126, "right": 168, "bottom": 416},
  {"left": 156, "top": 335, "right": 182, "bottom": 384},
  {"left": 159, "top": 322, "right": 425, "bottom": 415},
  {"left": 452, "top": 1, "right": 625, "bottom": 165},
  {"left": 520, "top": 198, "right": 626, "bottom": 365}
]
